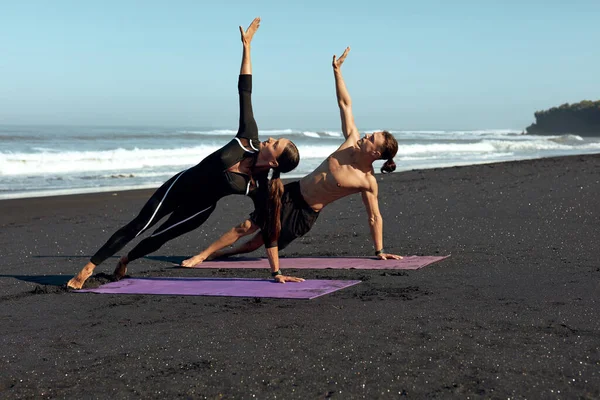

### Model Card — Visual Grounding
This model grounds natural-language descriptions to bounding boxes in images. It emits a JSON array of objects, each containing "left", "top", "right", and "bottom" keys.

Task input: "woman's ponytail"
[
  {"left": 258, "top": 140, "right": 299, "bottom": 247},
  {"left": 265, "top": 169, "right": 284, "bottom": 245}
]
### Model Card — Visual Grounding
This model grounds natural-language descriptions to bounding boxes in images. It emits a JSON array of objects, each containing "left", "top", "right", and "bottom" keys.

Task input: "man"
[{"left": 181, "top": 47, "right": 402, "bottom": 268}]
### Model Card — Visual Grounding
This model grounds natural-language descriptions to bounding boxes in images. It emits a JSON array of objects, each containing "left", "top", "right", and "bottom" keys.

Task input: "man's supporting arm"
[{"left": 361, "top": 177, "right": 403, "bottom": 260}]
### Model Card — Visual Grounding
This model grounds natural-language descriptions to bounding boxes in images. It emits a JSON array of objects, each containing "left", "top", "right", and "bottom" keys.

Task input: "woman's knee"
[{"left": 235, "top": 219, "right": 259, "bottom": 236}]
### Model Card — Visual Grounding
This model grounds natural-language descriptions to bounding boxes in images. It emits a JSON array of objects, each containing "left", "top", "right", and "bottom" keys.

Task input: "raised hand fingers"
[
  {"left": 339, "top": 46, "right": 350, "bottom": 63},
  {"left": 333, "top": 47, "right": 350, "bottom": 68},
  {"left": 240, "top": 17, "right": 260, "bottom": 43},
  {"left": 249, "top": 17, "right": 261, "bottom": 30}
]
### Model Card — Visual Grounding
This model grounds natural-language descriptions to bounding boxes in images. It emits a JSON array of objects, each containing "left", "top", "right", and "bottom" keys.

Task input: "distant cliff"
[{"left": 526, "top": 100, "right": 600, "bottom": 136}]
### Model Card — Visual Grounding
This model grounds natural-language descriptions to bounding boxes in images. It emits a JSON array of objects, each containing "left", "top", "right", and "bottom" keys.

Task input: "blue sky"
[{"left": 1, "top": 0, "right": 598, "bottom": 130}]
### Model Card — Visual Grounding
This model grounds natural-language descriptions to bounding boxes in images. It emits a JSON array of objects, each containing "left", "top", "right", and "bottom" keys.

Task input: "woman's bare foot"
[
  {"left": 67, "top": 262, "right": 96, "bottom": 289},
  {"left": 113, "top": 255, "right": 128, "bottom": 280},
  {"left": 181, "top": 254, "right": 207, "bottom": 268},
  {"left": 240, "top": 17, "right": 260, "bottom": 45}
]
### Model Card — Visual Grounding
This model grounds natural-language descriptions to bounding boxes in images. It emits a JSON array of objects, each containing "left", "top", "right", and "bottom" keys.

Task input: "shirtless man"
[{"left": 181, "top": 47, "right": 402, "bottom": 267}]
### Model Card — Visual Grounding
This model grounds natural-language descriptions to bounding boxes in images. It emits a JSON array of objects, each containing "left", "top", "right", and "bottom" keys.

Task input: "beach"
[{"left": 1, "top": 154, "right": 599, "bottom": 398}]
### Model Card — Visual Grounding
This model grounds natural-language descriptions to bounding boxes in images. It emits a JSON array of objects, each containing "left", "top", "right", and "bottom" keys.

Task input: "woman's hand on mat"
[
  {"left": 377, "top": 253, "right": 403, "bottom": 260},
  {"left": 274, "top": 275, "right": 305, "bottom": 284},
  {"left": 332, "top": 47, "right": 350, "bottom": 70}
]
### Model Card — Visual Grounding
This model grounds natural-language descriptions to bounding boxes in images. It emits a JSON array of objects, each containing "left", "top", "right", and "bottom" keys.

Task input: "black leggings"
[
  {"left": 89, "top": 75, "right": 256, "bottom": 266},
  {"left": 237, "top": 74, "right": 258, "bottom": 140},
  {"left": 90, "top": 171, "right": 216, "bottom": 265}
]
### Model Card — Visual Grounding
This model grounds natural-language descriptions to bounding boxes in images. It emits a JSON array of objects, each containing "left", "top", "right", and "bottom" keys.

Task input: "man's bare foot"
[
  {"left": 113, "top": 255, "right": 128, "bottom": 280},
  {"left": 240, "top": 17, "right": 260, "bottom": 45},
  {"left": 66, "top": 262, "right": 96, "bottom": 289},
  {"left": 180, "top": 254, "right": 207, "bottom": 268}
]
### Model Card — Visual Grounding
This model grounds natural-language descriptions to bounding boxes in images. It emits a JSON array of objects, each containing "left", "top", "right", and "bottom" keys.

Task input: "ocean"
[{"left": 1, "top": 125, "right": 600, "bottom": 200}]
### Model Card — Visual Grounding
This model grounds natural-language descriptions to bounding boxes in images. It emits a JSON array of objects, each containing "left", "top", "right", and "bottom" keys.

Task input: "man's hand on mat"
[
  {"left": 332, "top": 47, "right": 350, "bottom": 70},
  {"left": 274, "top": 275, "right": 305, "bottom": 284},
  {"left": 377, "top": 253, "right": 403, "bottom": 260}
]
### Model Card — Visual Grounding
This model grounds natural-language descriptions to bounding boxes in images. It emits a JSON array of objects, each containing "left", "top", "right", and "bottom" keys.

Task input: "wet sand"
[{"left": 1, "top": 154, "right": 599, "bottom": 398}]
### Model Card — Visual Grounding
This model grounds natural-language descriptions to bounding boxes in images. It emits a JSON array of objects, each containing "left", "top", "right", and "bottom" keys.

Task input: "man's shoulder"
[
  {"left": 363, "top": 170, "right": 378, "bottom": 190},
  {"left": 328, "top": 135, "right": 358, "bottom": 155},
  {"left": 341, "top": 134, "right": 359, "bottom": 147}
]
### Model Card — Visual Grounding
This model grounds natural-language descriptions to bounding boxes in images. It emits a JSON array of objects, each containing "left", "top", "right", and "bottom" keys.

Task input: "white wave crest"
[
  {"left": 486, "top": 139, "right": 600, "bottom": 152},
  {"left": 449, "top": 129, "right": 521, "bottom": 135},
  {"left": 302, "top": 131, "right": 320, "bottom": 138},
  {"left": 386, "top": 129, "right": 521, "bottom": 135},
  {"left": 177, "top": 128, "right": 298, "bottom": 136},
  {"left": 260, "top": 129, "right": 295, "bottom": 136},
  {"left": 0, "top": 146, "right": 221, "bottom": 176},
  {"left": 396, "top": 142, "right": 497, "bottom": 155},
  {"left": 176, "top": 129, "right": 237, "bottom": 135},
  {"left": 203, "top": 129, "right": 238, "bottom": 135},
  {"left": 296, "top": 144, "right": 340, "bottom": 159},
  {"left": 548, "top": 134, "right": 584, "bottom": 143},
  {"left": 393, "top": 137, "right": 600, "bottom": 159}
]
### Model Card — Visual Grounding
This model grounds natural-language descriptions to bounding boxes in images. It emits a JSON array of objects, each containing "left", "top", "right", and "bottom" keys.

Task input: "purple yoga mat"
[
  {"left": 189, "top": 255, "right": 449, "bottom": 270},
  {"left": 78, "top": 277, "right": 361, "bottom": 300}
]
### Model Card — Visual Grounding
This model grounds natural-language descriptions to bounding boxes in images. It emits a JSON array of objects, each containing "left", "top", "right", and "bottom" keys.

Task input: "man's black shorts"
[{"left": 250, "top": 181, "right": 319, "bottom": 250}]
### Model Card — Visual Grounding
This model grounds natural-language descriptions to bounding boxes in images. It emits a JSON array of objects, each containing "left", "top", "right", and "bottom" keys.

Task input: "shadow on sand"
[
  {"left": 0, "top": 274, "right": 71, "bottom": 286},
  {"left": 144, "top": 255, "right": 264, "bottom": 267}
]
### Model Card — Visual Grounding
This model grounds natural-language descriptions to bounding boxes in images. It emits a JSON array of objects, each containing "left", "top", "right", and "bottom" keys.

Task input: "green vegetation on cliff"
[{"left": 526, "top": 100, "right": 600, "bottom": 136}]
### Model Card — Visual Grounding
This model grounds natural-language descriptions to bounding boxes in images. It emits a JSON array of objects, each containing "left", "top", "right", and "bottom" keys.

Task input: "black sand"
[{"left": 1, "top": 155, "right": 599, "bottom": 398}]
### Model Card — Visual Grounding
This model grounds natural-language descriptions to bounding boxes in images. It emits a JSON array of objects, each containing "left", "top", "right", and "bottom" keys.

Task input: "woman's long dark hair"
[{"left": 255, "top": 141, "right": 300, "bottom": 245}]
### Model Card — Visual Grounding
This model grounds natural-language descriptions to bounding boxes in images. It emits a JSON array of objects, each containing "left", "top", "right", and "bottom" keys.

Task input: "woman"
[{"left": 67, "top": 17, "right": 304, "bottom": 289}]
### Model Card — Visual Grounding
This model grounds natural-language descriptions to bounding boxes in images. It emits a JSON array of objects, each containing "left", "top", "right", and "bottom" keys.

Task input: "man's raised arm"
[{"left": 333, "top": 47, "right": 359, "bottom": 141}]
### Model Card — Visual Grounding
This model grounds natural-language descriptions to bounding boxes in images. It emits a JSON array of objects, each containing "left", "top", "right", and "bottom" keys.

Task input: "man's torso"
[{"left": 299, "top": 143, "right": 373, "bottom": 212}]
